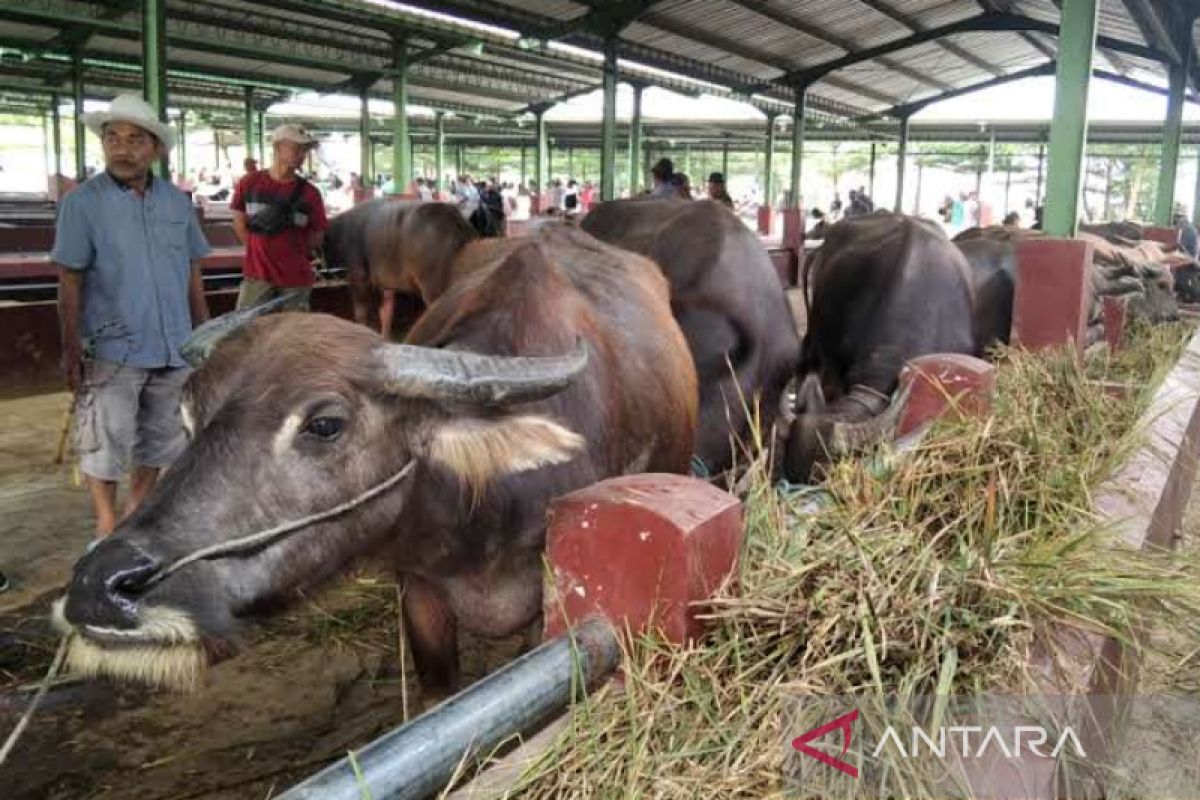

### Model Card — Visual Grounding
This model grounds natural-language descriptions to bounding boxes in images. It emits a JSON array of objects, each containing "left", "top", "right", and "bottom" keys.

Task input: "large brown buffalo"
[
  {"left": 55, "top": 204, "right": 697, "bottom": 693},
  {"left": 581, "top": 199, "right": 801, "bottom": 475},
  {"left": 784, "top": 212, "right": 1013, "bottom": 482}
]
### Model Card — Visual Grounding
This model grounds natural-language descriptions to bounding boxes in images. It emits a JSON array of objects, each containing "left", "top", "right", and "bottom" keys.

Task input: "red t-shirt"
[{"left": 231, "top": 171, "right": 328, "bottom": 287}]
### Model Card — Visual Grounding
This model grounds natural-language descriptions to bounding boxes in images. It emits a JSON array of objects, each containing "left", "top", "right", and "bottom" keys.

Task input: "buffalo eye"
[{"left": 304, "top": 416, "right": 344, "bottom": 441}]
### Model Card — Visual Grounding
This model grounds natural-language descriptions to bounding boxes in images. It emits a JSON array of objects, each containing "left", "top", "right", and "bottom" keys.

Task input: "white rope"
[
  {"left": 146, "top": 460, "right": 415, "bottom": 587},
  {"left": 0, "top": 636, "right": 69, "bottom": 767}
]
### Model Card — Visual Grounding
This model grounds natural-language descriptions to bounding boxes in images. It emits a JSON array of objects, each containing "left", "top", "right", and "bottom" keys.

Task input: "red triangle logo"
[{"left": 791, "top": 708, "right": 860, "bottom": 778}]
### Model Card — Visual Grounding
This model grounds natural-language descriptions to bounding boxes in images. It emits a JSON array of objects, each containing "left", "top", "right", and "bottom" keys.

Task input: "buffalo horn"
[
  {"left": 375, "top": 339, "right": 588, "bottom": 406},
  {"left": 794, "top": 373, "right": 826, "bottom": 415},
  {"left": 180, "top": 294, "right": 291, "bottom": 368},
  {"left": 829, "top": 384, "right": 909, "bottom": 453}
]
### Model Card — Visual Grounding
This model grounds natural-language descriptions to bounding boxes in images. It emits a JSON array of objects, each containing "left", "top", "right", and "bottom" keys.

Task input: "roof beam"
[
  {"left": 888, "top": 62, "right": 1057, "bottom": 117},
  {"left": 853, "top": 0, "right": 1007, "bottom": 77},
  {"left": 723, "top": 0, "right": 954, "bottom": 92},
  {"left": 1121, "top": 0, "right": 1182, "bottom": 64},
  {"left": 630, "top": 10, "right": 905, "bottom": 104},
  {"left": 974, "top": 0, "right": 1057, "bottom": 61}
]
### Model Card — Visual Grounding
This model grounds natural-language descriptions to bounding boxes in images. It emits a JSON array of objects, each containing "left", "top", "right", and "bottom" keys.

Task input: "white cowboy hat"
[
  {"left": 270, "top": 123, "right": 317, "bottom": 147},
  {"left": 83, "top": 93, "right": 175, "bottom": 151}
]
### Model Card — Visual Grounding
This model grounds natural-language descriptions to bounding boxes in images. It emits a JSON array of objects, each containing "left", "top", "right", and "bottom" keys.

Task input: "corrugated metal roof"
[{"left": 0, "top": 0, "right": 1186, "bottom": 125}]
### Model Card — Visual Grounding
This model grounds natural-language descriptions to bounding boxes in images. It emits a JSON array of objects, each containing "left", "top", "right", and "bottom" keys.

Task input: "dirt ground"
[{"left": 0, "top": 390, "right": 521, "bottom": 800}]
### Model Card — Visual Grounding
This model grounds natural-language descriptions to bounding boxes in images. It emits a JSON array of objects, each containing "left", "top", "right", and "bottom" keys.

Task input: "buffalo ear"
[{"left": 425, "top": 414, "right": 585, "bottom": 498}]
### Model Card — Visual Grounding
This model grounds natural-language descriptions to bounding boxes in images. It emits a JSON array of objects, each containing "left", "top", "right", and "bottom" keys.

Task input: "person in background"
[
  {"left": 242, "top": 156, "right": 258, "bottom": 177},
  {"left": 805, "top": 208, "right": 828, "bottom": 240},
  {"left": 1174, "top": 211, "right": 1199, "bottom": 259},
  {"left": 580, "top": 181, "right": 595, "bottom": 211},
  {"left": 54, "top": 93, "right": 211, "bottom": 537},
  {"left": 671, "top": 172, "right": 692, "bottom": 200},
  {"left": 563, "top": 179, "right": 580, "bottom": 215},
  {"left": 649, "top": 158, "right": 677, "bottom": 199},
  {"left": 416, "top": 177, "right": 434, "bottom": 201},
  {"left": 706, "top": 172, "right": 734, "bottom": 209},
  {"left": 829, "top": 193, "right": 843, "bottom": 221},
  {"left": 1003, "top": 211, "right": 1021, "bottom": 229},
  {"left": 231, "top": 123, "right": 327, "bottom": 311}
]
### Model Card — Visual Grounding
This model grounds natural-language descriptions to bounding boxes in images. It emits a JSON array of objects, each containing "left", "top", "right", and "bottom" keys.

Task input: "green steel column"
[
  {"left": 360, "top": 85, "right": 373, "bottom": 185},
  {"left": 568, "top": 145, "right": 575, "bottom": 180},
  {"left": 51, "top": 93, "right": 62, "bottom": 179},
  {"left": 1154, "top": 30, "right": 1192, "bottom": 224},
  {"left": 178, "top": 110, "right": 187, "bottom": 180},
  {"left": 257, "top": 111, "right": 266, "bottom": 163},
  {"left": 1035, "top": 141, "right": 1045, "bottom": 203},
  {"left": 1194, "top": 145, "right": 1200, "bottom": 226},
  {"left": 1043, "top": 0, "right": 1099, "bottom": 237},
  {"left": 41, "top": 110, "right": 50, "bottom": 178},
  {"left": 243, "top": 87, "right": 255, "bottom": 165},
  {"left": 628, "top": 82, "right": 643, "bottom": 195},
  {"left": 142, "top": 0, "right": 168, "bottom": 176},
  {"left": 868, "top": 140, "right": 877, "bottom": 197},
  {"left": 520, "top": 146, "right": 526, "bottom": 185},
  {"left": 71, "top": 48, "right": 86, "bottom": 180},
  {"left": 721, "top": 140, "right": 729, "bottom": 179},
  {"left": 763, "top": 113, "right": 777, "bottom": 207},
  {"left": 895, "top": 115, "right": 910, "bottom": 212},
  {"left": 212, "top": 127, "right": 220, "bottom": 169},
  {"left": 599, "top": 36, "right": 618, "bottom": 200},
  {"left": 535, "top": 109, "right": 547, "bottom": 191},
  {"left": 392, "top": 36, "right": 410, "bottom": 195},
  {"left": 789, "top": 84, "right": 807, "bottom": 209},
  {"left": 456, "top": 143, "right": 464, "bottom": 176},
  {"left": 434, "top": 111, "right": 445, "bottom": 191}
]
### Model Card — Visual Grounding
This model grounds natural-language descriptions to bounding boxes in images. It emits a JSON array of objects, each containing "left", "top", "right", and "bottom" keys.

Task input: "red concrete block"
[
  {"left": 543, "top": 474, "right": 744, "bottom": 644},
  {"left": 757, "top": 204, "right": 774, "bottom": 236},
  {"left": 896, "top": 353, "right": 997, "bottom": 438},
  {"left": 1102, "top": 294, "right": 1130, "bottom": 351},
  {"left": 781, "top": 208, "right": 804, "bottom": 253},
  {"left": 1012, "top": 238, "right": 1094, "bottom": 357},
  {"left": 1142, "top": 226, "right": 1179, "bottom": 248}
]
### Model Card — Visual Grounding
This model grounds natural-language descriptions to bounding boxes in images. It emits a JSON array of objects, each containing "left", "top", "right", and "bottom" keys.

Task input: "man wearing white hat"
[
  {"left": 54, "top": 93, "right": 212, "bottom": 537},
  {"left": 230, "top": 123, "right": 327, "bottom": 311}
]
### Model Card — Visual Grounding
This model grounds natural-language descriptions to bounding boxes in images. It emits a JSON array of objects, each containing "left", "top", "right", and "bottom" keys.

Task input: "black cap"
[{"left": 707, "top": 172, "right": 725, "bottom": 184}]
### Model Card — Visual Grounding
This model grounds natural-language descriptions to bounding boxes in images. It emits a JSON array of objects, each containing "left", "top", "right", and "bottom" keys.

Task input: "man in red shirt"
[{"left": 231, "top": 124, "right": 328, "bottom": 310}]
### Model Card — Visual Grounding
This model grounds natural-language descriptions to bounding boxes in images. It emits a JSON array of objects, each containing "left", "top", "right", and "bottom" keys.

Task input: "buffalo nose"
[{"left": 65, "top": 539, "right": 163, "bottom": 630}]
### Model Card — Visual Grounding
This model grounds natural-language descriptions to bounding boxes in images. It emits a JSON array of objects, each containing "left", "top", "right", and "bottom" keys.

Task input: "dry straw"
[{"left": 501, "top": 322, "right": 1200, "bottom": 799}]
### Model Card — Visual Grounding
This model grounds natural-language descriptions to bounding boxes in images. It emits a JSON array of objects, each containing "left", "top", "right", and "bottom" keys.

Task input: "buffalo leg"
[{"left": 401, "top": 574, "right": 459, "bottom": 694}]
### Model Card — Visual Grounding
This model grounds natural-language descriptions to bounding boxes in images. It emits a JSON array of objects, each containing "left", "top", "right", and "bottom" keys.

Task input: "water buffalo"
[
  {"left": 581, "top": 198, "right": 802, "bottom": 475},
  {"left": 784, "top": 212, "right": 1012, "bottom": 482},
  {"left": 55, "top": 205, "right": 698, "bottom": 693}
]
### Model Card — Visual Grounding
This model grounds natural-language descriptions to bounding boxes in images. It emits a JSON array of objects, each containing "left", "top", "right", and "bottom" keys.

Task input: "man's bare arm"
[
  {"left": 231, "top": 210, "right": 249, "bottom": 245},
  {"left": 188, "top": 264, "right": 210, "bottom": 326},
  {"left": 57, "top": 265, "right": 85, "bottom": 393}
]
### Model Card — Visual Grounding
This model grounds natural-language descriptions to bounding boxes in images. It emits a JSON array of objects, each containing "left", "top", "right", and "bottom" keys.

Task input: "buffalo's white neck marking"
[
  {"left": 180, "top": 398, "right": 195, "bottom": 438},
  {"left": 273, "top": 413, "right": 304, "bottom": 457}
]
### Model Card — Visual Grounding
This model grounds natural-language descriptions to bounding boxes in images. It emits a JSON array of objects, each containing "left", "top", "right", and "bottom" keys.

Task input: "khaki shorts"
[
  {"left": 235, "top": 278, "right": 312, "bottom": 312},
  {"left": 75, "top": 359, "right": 190, "bottom": 482}
]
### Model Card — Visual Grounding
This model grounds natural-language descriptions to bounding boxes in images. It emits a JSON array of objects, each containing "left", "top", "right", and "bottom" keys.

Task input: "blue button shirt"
[{"left": 52, "top": 172, "right": 212, "bottom": 368}]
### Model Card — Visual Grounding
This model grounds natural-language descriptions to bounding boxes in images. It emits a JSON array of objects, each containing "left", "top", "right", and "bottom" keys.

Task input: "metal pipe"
[
  {"left": 278, "top": 617, "right": 620, "bottom": 800},
  {"left": 868, "top": 140, "right": 876, "bottom": 198},
  {"left": 178, "top": 110, "right": 187, "bottom": 180}
]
